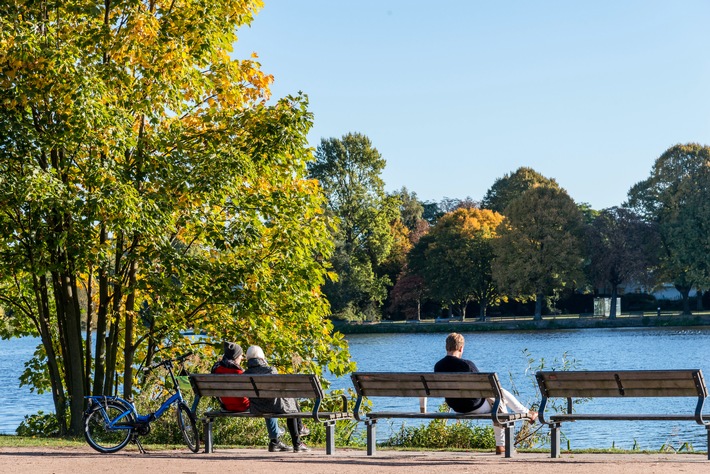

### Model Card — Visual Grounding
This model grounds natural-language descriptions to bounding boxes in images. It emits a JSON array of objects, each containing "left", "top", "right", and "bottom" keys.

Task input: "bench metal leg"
[
  {"left": 706, "top": 426, "right": 710, "bottom": 461},
  {"left": 503, "top": 423, "right": 515, "bottom": 458},
  {"left": 203, "top": 418, "right": 213, "bottom": 454},
  {"left": 325, "top": 422, "right": 335, "bottom": 455},
  {"left": 366, "top": 421, "right": 377, "bottom": 456},
  {"left": 550, "top": 423, "right": 561, "bottom": 458}
]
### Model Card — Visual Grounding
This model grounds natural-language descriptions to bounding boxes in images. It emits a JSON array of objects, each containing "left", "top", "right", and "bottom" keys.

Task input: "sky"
[{"left": 234, "top": 0, "right": 710, "bottom": 210}]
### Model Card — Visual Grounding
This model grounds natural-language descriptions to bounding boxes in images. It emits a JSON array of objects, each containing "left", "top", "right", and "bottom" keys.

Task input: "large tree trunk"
[
  {"left": 675, "top": 283, "right": 692, "bottom": 315},
  {"left": 534, "top": 294, "right": 543, "bottom": 321},
  {"left": 55, "top": 271, "right": 86, "bottom": 435},
  {"left": 479, "top": 297, "right": 487, "bottom": 321},
  {"left": 608, "top": 285, "right": 618, "bottom": 320},
  {"left": 35, "top": 274, "right": 68, "bottom": 435}
]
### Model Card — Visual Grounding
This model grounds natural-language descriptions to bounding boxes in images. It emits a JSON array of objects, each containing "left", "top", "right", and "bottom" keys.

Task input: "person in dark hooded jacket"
[{"left": 244, "top": 345, "right": 310, "bottom": 452}]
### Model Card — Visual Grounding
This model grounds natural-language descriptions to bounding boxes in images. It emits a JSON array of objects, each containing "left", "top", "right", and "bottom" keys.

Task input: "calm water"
[{"left": 2, "top": 327, "right": 710, "bottom": 450}]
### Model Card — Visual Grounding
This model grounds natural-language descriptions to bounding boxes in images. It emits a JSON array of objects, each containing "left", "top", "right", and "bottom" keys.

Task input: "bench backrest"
[
  {"left": 189, "top": 373, "right": 324, "bottom": 400},
  {"left": 351, "top": 372, "right": 502, "bottom": 400},
  {"left": 536, "top": 369, "right": 707, "bottom": 399}
]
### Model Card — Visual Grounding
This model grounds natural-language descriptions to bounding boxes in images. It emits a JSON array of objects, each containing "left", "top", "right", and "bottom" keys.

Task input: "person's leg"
[
  {"left": 499, "top": 388, "right": 527, "bottom": 413},
  {"left": 264, "top": 418, "right": 279, "bottom": 440},
  {"left": 266, "top": 418, "right": 291, "bottom": 452},
  {"left": 470, "top": 399, "right": 505, "bottom": 448},
  {"left": 286, "top": 418, "right": 300, "bottom": 447}
]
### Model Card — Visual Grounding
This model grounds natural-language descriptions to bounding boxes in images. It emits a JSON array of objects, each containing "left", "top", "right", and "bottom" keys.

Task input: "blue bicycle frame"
[{"left": 86, "top": 390, "right": 184, "bottom": 429}]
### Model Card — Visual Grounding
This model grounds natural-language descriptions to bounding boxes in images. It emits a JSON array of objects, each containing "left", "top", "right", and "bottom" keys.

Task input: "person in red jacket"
[{"left": 211, "top": 342, "right": 290, "bottom": 452}]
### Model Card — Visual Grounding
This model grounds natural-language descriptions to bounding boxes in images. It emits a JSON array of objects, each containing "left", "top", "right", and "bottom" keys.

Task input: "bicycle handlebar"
[{"left": 143, "top": 352, "right": 193, "bottom": 372}]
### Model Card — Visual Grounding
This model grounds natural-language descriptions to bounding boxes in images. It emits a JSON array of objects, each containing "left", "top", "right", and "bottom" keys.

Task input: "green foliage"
[
  {"left": 382, "top": 416, "right": 495, "bottom": 450},
  {"left": 309, "top": 133, "right": 397, "bottom": 321},
  {"left": 492, "top": 185, "right": 585, "bottom": 320},
  {"left": 482, "top": 167, "right": 559, "bottom": 214},
  {"left": 0, "top": 0, "right": 354, "bottom": 435},
  {"left": 585, "top": 207, "right": 660, "bottom": 318},
  {"left": 627, "top": 143, "right": 710, "bottom": 315},
  {"left": 15, "top": 411, "right": 63, "bottom": 437},
  {"left": 509, "top": 349, "right": 586, "bottom": 449}
]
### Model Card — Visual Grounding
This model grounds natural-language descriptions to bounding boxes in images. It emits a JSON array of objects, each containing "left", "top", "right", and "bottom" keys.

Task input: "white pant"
[{"left": 470, "top": 388, "right": 529, "bottom": 447}]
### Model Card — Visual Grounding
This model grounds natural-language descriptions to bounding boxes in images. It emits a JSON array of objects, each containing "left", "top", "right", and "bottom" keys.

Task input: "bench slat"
[{"left": 550, "top": 414, "right": 699, "bottom": 421}]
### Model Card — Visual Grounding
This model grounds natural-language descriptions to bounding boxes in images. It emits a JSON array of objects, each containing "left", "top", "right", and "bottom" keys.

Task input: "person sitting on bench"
[
  {"left": 244, "top": 345, "right": 310, "bottom": 453},
  {"left": 434, "top": 332, "right": 538, "bottom": 455}
]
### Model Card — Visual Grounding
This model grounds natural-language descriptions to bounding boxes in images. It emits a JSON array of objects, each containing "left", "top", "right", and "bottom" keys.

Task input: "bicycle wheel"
[
  {"left": 176, "top": 402, "right": 200, "bottom": 453},
  {"left": 84, "top": 401, "right": 135, "bottom": 453}
]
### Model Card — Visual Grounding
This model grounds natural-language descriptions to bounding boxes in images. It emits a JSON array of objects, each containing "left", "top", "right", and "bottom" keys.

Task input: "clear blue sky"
[{"left": 235, "top": 0, "right": 710, "bottom": 210}]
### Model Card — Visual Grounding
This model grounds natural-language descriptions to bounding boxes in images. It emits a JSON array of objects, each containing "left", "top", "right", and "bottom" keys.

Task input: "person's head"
[
  {"left": 246, "top": 345, "right": 266, "bottom": 361},
  {"left": 223, "top": 341, "right": 243, "bottom": 363},
  {"left": 445, "top": 333, "right": 465, "bottom": 356}
]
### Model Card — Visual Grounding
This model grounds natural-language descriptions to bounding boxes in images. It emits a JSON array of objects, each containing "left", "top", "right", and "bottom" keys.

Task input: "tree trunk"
[
  {"left": 123, "top": 242, "right": 139, "bottom": 399},
  {"left": 696, "top": 289, "right": 704, "bottom": 311},
  {"left": 84, "top": 265, "right": 93, "bottom": 396},
  {"left": 35, "top": 274, "right": 68, "bottom": 435},
  {"left": 608, "top": 286, "right": 618, "bottom": 320},
  {"left": 479, "top": 297, "right": 487, "bottom": 321},
  {"left": 675, "top": 283, "right": 692, "bottom": 315},
  {"left": 92, "top": 224, "right": 109, "bottom": 396},
  {"left": 57, "top": 272, "right": 86, "bottom": 435},
  {"left": 104, "top": 232, "right": 124, "bottom": 396},
  {"left": 534, "top": 294, "right": 543, "bottom": 321}
]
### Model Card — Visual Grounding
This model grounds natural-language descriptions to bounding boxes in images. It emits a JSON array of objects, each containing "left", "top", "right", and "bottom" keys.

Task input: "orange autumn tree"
[
  {"left": 0, "top": 0, "right": 352, "bottom": 435},
  {"left": 409, "top": 207, "right": 506, "bottom": 320}
]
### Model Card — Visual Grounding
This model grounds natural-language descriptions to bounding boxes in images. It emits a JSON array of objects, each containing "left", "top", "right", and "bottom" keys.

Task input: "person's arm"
[{"left": 464, "top": 359, "right": 479, "bottom": 373}]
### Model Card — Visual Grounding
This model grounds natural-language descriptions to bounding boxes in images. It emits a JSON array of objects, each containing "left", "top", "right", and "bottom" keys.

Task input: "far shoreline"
[{"left": 334, "top": 313, "right": 710, "bottom": 334}]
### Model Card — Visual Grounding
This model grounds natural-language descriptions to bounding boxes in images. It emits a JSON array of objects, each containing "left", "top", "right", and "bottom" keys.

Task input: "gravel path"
[{"left": 1, "top": 446, "right": 709, "bottom": 474}]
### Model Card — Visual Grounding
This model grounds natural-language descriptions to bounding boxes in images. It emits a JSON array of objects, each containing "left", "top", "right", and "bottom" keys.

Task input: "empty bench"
[
  {"left": 536, "top": 369, "right": 710, "bottom": 459},
  {"left": 189, "top": 373, "right": 352, "bottom": 454},
  {"left": 350, "top": 372, "right": 534, "bottom": 457}
]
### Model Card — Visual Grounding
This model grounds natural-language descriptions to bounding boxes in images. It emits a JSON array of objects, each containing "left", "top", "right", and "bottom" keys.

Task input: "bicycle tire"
[
  {"left": 176, "top": 402, "right": 200, "bottom": 453},
  {"left": 83, "top": 400, "right": 135, "bottom": 453}
]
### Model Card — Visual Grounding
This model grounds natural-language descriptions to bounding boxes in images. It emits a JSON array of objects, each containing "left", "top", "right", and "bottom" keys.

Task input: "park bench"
[
  {"left": 350, "top": 371, "right": 534, "bottom": 457},
  {"left": 189, "top": 373, "right": 352, "bottom": 454},
  {"left": 535, "top": 369, "right": 710, "bottom": 459}
]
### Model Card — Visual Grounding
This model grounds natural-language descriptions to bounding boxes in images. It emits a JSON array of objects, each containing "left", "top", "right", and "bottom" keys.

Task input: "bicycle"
[{"left": 83, "top": 353, "right": 200, "bottom": 454}]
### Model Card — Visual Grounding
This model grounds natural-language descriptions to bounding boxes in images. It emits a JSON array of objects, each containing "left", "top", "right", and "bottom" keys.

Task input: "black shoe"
[
  {"left": 299, "top": 426, "right": 310, "bottom": 437},
  {"left": 268, "top": 439, "right": 293, "bottom": 452},
  {"left": 294, "top": 442, "right": 310, "bottom": 453}
]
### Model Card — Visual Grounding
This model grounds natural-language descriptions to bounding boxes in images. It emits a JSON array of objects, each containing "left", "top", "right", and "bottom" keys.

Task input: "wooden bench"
[
  {"left": 536, "top": 369, "right": 710, "bottom": 459},
  {"left": 350, "top": 371, "right": 533, "bottom": 457},
  {"left": 189, "top": 373, "right": 352, "bottom": 454}
]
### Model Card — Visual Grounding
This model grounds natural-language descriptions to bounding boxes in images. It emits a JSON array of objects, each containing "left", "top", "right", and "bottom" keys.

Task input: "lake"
[{"left": 2, "top": 327, "right": 709, "bottom": 450}]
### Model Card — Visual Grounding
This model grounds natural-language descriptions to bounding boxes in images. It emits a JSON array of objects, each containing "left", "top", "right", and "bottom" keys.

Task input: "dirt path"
[{"left": 1, "top": 446, "right": 708, "bottom": 474}]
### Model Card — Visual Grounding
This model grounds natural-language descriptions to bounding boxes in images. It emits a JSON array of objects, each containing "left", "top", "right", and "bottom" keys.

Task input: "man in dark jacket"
[
  {"left": 244, "top": 345, "right": 310, "bottom": 452},
  {"left": 434, "top": 333, "right": 537, "bottom": 455}
]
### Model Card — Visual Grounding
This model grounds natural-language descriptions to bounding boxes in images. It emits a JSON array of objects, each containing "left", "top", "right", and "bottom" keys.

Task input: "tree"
[
  {"left": 409, "top": 208, "right": 506, "bottom": 320},
  {"left": 492, "top": 186, "right": 585, "bottom": 320},
  {"left": 586, "top": 207, "right": 660, "bottom": 319},
  {"left": 392, "top": 187, "right": 425, "bottom": 232},
  {"left": 0, "top": 0, "right": 353, "bottom": 436},
  {"left": 482, "top": 167, "right": 559, "bottom": 214},
  {"left": 308, "top": 133, "right": 397, "bottom": 321},
  {"left": 626, "top": 143, "right": 710, "bottom": 315}
]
